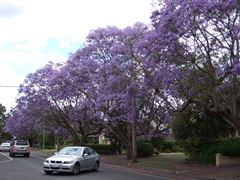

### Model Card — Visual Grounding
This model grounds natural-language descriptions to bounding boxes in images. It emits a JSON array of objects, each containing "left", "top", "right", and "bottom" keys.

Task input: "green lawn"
[
  {"left": 136, "top": 153, "right": 188, "bottom": 171},
  {"left": 101, "top": 152, "right": 189, "bottom": 172}
]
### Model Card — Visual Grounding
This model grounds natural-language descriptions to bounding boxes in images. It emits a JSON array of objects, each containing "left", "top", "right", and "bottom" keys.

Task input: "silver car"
[{"left": 43, "top": 146, "right": 100, "bottom": 175}]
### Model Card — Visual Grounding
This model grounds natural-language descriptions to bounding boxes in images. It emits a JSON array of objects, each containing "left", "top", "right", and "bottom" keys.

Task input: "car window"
[
  {"left": 84, "top": 148, "right": 96, "bottom": 155},
  {"left": 16, "top": 141, "right": 29, "bottom": 145},
  {"left": 83, "top": 148, "right": 89, "bottom": 155},
  {"left": 58, "top": 147, "right": 82, "bottom": 155},
  {"left": 88, "top": 148, "right": 94, "bottom": 155},
  {"left": 92, "top": 149, "right": 97, "bottom": 155}
]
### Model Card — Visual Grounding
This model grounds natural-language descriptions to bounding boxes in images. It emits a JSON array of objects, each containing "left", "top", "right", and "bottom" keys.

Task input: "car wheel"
[
  {"left": 44, "top": 170, "right": 53, "bottom": 175},
  {"left": 72, "top": 163, "right": 80, "bottom": 175},
  {"left": 93, "top": 161, "right": 100, "bottom": 171},
  {"left": 26, "top": 153, "right": 30, "bottom": 157}
]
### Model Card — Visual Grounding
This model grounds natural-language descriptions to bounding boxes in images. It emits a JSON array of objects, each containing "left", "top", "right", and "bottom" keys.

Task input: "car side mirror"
[
  {"left": 54, "top": 152, "right": 58, "bottom": 155},
  {"left": 83, "top": 153, "right": 88, "bottom": 157}
]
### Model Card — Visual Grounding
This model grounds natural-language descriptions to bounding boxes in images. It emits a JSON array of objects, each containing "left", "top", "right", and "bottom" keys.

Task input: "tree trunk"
[
  {"left": 71, "top": 132, "right": 81, "bottom": 145},
  {"left": 235, "top": 129, "right": 239, "bottom": 137},
  {"left": 126, "top": 126, "right": 132, "bottom": 159},
  {"left": 81, "top": 134, "right": 88, "bottom": 145},
  {"left": 126, "top": 140, "right": 132, "bottom": 159},
  {"left": 132, "top": 121, "right": 137, "bottom": 163},
  {"left": 54, "top": 135, "right": 60, "bottom": 151}
]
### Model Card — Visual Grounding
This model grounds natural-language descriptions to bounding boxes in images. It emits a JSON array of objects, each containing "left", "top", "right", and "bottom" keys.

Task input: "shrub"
[
  {"left": 137, "top": 142, "right": 154, "bottom": 158},
  {"left": 170, "top": 141, "right": 184, "bottom": 152},
  {"left": 220, "top": 138, "right": 240, "bottom": 157},
  {"left": 86, "top": 144, "right": 115, "bottom": 154},
  {"left": 151, "top": 137, "right": 165, "bottom": 150},
  {"left": 182, "top": 138, "right": 212, "bottom": 158},
  {"left": 151, "top": 137, "right": 183, "bottom": 152},
  {"left": 191, "top": 138, "right": 240, "bottom": 164},
  {"left": 195, "top": 145, "right": 219, "bottom": 164}
]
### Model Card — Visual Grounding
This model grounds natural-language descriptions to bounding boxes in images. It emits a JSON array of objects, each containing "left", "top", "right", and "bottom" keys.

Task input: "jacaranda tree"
[
  {"left": 150, "top": 0, "right": 240, "bottom": 135},
  {"left": 5, "top": 23, "right": 175, "bottom": 161}
]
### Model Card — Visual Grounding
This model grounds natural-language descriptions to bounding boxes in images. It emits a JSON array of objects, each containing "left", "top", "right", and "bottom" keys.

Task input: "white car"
[
  {"left": 0, "top": 141, "right": 11, "bottom": 152},
  {"left": 43, "top": 146, "right": 100, "bottom": 175}
]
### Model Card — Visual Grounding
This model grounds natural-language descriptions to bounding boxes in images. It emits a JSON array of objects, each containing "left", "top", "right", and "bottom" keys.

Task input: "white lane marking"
[{"left": 0, "top": 152, "right": 12, "bottom": 163}]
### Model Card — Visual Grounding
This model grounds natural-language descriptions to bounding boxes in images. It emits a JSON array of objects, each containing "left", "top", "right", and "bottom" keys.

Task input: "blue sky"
[{"left": 0, "top": 0, "right": 153, "bottom": 110}]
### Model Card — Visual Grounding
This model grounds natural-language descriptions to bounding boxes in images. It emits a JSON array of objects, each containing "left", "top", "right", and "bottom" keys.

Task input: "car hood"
[{"left": 47, "top": 155, "right": 79, "bottom": 162}]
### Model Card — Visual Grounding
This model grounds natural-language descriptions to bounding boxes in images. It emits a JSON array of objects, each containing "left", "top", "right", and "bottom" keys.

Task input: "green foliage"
[
  {"left": 172, "top": 110, "right": 234, "bottom": 142},
  {"left": 168, "top": 141, "right": 183, "bottom": 152},
  {"left": 151, "top": 137, "right": 183, "bottom": 152},
  {"left": 151, "top": 136, "right": 165, "bottom": 150},
  {"left": 137, "top": 142, "right": 154, "bottom": 158},
  {"left": 172, "top": 108, "right": 235, "bottom": 160},
  {"left": 0, "top": 104, "right": 11, "bottom": 141},
  {"left": 195, "top": 147, "right": 217, "bottom": 164},
  {"left": 193, "top": 138, "right": 240, "bottom": 164},
  {"left": 183, "top": 138, "right": 216, "bottom": 163},
  {"left": 44, "top": 144, "right": 55, "bottom": 149},
  {"left": 86, "top": 144, "right": 115, "bottom": 154},
  {"left": 104, "top": 129, "right": 123, "bottom": 154},
  {"left": 216, "top": 138, "right": 240, "bottom": 157}
]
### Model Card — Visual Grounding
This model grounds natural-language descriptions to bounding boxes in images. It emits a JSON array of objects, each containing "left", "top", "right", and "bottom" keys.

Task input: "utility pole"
[
  {"left": 131, "top": 95, "right": 137, "bottom": 163},
  {"left": 42, "top": 126, "right": 45, "bottom": 149}
]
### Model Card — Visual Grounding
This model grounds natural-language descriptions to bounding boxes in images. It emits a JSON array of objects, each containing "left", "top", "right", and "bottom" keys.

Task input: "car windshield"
[{"left": 57, "top": 147, "right": 82, "bottom": 156}]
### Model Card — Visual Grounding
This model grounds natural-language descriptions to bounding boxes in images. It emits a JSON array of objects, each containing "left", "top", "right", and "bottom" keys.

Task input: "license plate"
[{"left": 51, "top": 164, "right": 60, "bottom": 168}]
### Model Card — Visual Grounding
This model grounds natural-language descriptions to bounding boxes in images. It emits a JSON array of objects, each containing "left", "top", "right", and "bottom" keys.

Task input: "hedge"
[
  {"left": 193, "top": 138, "right": 240, "bottom": 164},
  {"left": 137, "top": 142, "right": 154, "bottom": 158},
  {"left": 86, "top": 144, "right": 115, "bottom": 154}
]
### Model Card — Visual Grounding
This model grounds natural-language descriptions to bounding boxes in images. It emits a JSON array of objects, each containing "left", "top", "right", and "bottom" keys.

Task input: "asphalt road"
[{"left": 0, "top": 151, "right": 167, "bottom": 180}]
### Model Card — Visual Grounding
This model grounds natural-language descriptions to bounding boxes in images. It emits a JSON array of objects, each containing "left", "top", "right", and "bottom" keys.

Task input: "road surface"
[{"left": 0, "top": 151, "right": 167, "bottom": 180}]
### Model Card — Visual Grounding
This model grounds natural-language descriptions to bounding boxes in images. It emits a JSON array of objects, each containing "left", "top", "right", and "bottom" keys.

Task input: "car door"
[
  {"left": 87, "top": 148, "right": 96, "bottom": 169},
  {"left": 81, "top": 148, "right": 96, "bottom": 170},
  {"left": 81, "top": 148, "right": 91, "bottom": 170}
]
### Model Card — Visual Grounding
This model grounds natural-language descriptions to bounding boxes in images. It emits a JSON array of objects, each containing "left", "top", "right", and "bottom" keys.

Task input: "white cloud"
[
  {"left": 0, "top": 0, "right": 154, "bottom": 110},
  {"left": 0, "top": 60, "right": 23, "bottom": 110}
]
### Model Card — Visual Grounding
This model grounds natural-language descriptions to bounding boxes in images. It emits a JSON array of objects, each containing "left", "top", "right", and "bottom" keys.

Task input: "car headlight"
[
  {"left": 63, "top": 160, "right": 74, "bottom": 164},
  {"left": 44, "top": 160, "right": 49, "bottom": 163}
]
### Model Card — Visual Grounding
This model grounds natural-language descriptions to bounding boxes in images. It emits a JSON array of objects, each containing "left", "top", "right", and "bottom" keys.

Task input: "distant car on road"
[
  {"left": 0, "top": 140, "right": 12, "bottom": 152},
  {"left": 9, "top": 140, "right": 31, "bottom": 157},
  {"left": 43, "top": 146, "right": 100, "bottom": 175}
]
